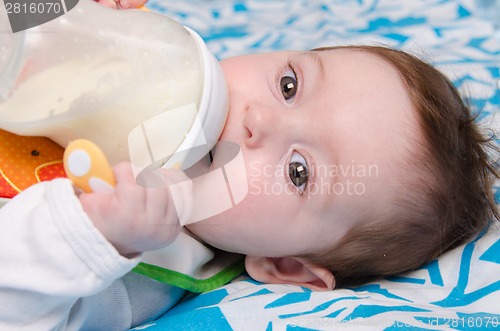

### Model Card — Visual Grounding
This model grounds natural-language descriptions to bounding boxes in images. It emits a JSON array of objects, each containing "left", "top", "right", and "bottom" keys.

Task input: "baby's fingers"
[
  {"left": 94, "top": 0, "right": 119, "bottom": 9},
  {"left": 118, "top": 0, "right": 149, "bottom": 9},
  {"left": 94, "top": 0, "right": 148, "bottom": 9},
  {"left": 112, "top": 162, "right": 139, "bottom": 185}
]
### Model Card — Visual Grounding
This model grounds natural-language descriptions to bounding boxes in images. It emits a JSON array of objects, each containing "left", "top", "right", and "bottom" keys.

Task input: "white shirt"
[{"left": 0, "top": 179, "right": 242, "bottom": 330}]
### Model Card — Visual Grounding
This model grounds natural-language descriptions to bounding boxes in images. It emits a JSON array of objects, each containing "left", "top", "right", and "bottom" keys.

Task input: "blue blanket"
[{"left": 136, "top": 0, "right": 500, "bottom": 329}]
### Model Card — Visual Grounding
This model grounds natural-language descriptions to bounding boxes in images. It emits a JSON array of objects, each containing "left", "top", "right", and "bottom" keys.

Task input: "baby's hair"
[{"left": 302, "top": 45, "right": 499, "bottom": 288}]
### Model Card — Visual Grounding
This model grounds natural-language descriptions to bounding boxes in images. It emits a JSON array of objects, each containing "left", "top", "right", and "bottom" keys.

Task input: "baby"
[{"left": 0, "top": 1, "right": 498, "bottom": 329}]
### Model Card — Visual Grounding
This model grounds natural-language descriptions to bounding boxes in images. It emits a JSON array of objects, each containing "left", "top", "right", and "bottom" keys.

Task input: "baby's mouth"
[
  {"left": 179, "top": 140, "right": 248, "bottom": 226},
  {"left": 210, "top": 141, "right": 242, "bottom": 169}
]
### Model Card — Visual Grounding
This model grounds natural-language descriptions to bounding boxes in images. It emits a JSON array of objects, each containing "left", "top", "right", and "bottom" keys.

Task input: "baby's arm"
[
  {"left": 0, "top": 166, "right": 185, "bottom": 329},
  {"left": 94, "top": 0, "right": 149, "bottom": 9},
  {"left": 0, "top": 178, "right": 140, "bottom": 329}
]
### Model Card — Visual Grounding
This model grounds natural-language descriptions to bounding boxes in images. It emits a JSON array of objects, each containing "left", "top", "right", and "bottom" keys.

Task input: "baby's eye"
[
  {"left": 288, "top": 151, "right": 309, "bottom": 192},
  {"left": 280, "top": 67, "right": 298, "bottom": 103}
]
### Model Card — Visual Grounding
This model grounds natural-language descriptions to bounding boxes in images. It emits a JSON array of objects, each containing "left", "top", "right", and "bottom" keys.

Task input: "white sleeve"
[{"left": 0, "top": 178, "right": 141, "bottom": 330}]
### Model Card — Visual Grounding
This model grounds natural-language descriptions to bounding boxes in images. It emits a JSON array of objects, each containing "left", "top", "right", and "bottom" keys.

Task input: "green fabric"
[{"left": 132, "top": 257, "right": 245, "bottom": 293}]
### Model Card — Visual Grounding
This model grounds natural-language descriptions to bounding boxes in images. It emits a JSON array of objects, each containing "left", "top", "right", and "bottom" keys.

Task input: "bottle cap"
[{"left": 163, "top": 27, "right": 229, "bottom": 170}]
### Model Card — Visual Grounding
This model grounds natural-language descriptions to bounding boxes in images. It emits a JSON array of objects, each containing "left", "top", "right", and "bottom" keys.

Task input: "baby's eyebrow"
[{"left": 304, "top": 51, "right": 326, "bottom": 82}]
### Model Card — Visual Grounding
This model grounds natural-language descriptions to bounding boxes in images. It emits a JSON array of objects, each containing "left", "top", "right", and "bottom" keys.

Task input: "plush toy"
[
  {"left": 63, "top": 139, "right": 116, "bottom": 193},
  {"left": 0, "top": 129, "right": 66, "bottom": 199},
  {"left": 0, "top": 129, "right": 116, "bottom": 200}
]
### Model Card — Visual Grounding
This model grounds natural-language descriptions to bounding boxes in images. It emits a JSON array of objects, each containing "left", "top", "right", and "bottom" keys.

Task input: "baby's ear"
[{"left": 245, "top": 256, "right": 335, "bottom": 291}]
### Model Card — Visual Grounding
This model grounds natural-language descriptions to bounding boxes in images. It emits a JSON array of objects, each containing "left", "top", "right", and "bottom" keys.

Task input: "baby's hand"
[
  {"left": 79, "top": 163, "right": 186, "bottom": 257},
  {"left": 94, "top": 0, "right": 148, "bottom": 9}
]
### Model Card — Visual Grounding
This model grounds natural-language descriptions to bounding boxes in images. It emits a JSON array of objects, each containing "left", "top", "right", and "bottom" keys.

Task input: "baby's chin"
[
  {"left": 184, "top": 213, "right": 227, "bottom": 233},
  {"left": 184, "top": 219, "right": 232, "bottom": 250},
  {"left": 184, "top": 222, "right": 204, "bottom": 238}
]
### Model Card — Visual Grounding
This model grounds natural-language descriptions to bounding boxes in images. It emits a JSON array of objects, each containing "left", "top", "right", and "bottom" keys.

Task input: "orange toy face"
[{"left": 0, "top": 129, "right": 66, "bottom": 199}]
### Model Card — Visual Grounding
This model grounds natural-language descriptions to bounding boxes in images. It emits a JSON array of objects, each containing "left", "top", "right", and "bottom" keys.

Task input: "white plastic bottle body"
[{"left": 0, "top": 1, "right": 203, "bottom": 164}]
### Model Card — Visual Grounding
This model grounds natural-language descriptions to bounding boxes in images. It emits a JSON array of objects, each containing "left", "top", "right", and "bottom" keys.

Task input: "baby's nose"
[{"left": 243, "top": 105, "right": 279, "bottom": 148}]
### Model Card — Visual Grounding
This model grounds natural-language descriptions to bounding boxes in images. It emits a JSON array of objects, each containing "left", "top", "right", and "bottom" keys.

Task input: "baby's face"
[{"left": 187, "top": 49, "right": 420, "bottom": 258}]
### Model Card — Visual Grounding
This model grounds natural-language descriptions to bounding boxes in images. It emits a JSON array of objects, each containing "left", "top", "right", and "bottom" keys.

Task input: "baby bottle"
[{"left": 0, "top": 0, "right": 228, "bottom": 174}]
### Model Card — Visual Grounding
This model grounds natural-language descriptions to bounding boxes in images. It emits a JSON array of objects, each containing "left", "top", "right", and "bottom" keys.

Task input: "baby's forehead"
[
  {"left": 312, "top": 48, "right": 423, "bottom": 215},
  {"left": 314, "top": 47, "right": 403, "bottom": 75}
]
